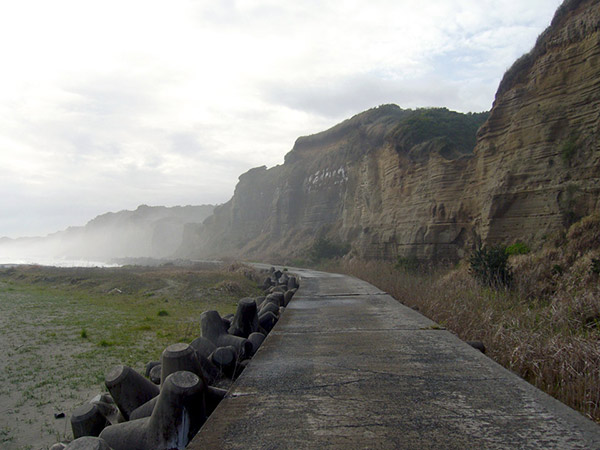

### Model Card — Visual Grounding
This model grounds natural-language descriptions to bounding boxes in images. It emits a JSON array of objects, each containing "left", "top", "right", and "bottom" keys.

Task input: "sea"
[{"left": 0, "top": 256, "right": 120, "bottom": 268}]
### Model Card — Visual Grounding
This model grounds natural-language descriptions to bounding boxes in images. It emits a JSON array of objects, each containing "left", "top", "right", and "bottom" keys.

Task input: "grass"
[
  {"left": 323, "top": 214, "right": 600, "bottom": 423},
  {"left": 0, "top": 262, "right": 262, "bottom": 449}
]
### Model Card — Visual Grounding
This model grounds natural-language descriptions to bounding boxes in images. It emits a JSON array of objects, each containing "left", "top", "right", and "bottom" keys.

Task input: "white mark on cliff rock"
[{"left": 304, "top": 166, "right": 348, "bottom": 192}]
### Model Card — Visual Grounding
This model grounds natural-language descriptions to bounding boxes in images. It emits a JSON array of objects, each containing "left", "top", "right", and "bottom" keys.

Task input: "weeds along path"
[{"left": 0, "top": 264, "right": 261, "bottom": 450}]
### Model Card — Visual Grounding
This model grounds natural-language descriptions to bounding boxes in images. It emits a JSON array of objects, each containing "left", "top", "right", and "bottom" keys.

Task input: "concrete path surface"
[{"left": 189, "top": 267, "right": 600, "bottom": 449}]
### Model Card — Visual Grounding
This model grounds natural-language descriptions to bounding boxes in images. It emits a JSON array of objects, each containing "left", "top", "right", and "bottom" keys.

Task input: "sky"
[{"left": 0, "top": 0, "right": 563, "bottom": 238}]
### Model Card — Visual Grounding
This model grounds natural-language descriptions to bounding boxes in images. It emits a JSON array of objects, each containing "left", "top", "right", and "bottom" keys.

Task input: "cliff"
[
  {"left": 180, "top": 0, "right": 600, "bottom": 263},
  {"left": 471, "top": 0, "right": 600, "bottom": 245},
  {"left": 180, "top": 107, "right": 488, "bottom": 262}
]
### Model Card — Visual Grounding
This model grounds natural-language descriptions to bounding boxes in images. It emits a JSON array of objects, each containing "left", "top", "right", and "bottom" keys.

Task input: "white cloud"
[{"left": 0, "top": 0, "right": 563, "bottom": 237}]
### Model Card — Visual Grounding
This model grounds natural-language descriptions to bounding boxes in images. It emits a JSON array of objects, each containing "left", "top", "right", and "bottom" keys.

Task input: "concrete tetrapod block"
[
  {"left": 258, "top": 301, "right": 280, "bottom": 317},
  {"left": 247, "top": 332, "right": 266, "bottom": 357},
  {"left": 99, "top": 371, "right": 206, "bottom": 450},
  {"left": 228, "top": 298, "right": 259, "bottom": 338},
  {"left": 105, "top": 365, "right": 160, "bottom": 421},
  {"left": 71, "top": 403, "right": 109, "bottom": 438},
  {"left": 261, "top": 276, "right": 273, "bottom": 290},
  {"left": 161, "top": 342, "right": 210, "bottom": 385},
  {"left": 254, "top": 296, "right": 266, "bottom": 308},
  {"left": 283, "top": 289, "right": 296, "bottom": 307},
  {"left": 209, "top": 346, "right": 237, "bottom": 378},
  {"left": 278, "top": 272, "right": 289, "bottom": 286},
  {"left": 144, "top": 361, "right": 160, "bottom": 378},
  {"left": 258, "top": 311, "right": 278, "bottom": 334},
  {"left": 190, "top": 336, "right": 216, "bottom": 359},
  {"left": 90, "top": 394, "right": 122, "bottom": 425},
  {"left": 160, "top": 343, "right": 197, "bottom": 383},
  {"left": 50, "top": 443, "right": 67, "bottom": 450},
  {"left": 221, "top": 314, "right": 233, "bottom": 328},
  {"left": 129, "top": 396, "right": 158, "bottom": 421},
  {"left": 200, "top": 310, "right": 252, "bottom": 359},
  {"left": 287, "top": 275, "right": 299, "bottom": 290},
  {"left": 268, "top": 285, "right": 286, "bottom": 295},
  {"left": 265, "top": 292, "right": 285, "bottom": 307},
  {"left": 130, "top": 386, "right": 228, "bottom": 421},
  {"left": 149, "top": 364, "right": 161, "bottom": 385},
  {"left": 205, "top": 386, "right": 227, "bottom": 417},
  {"left": 64, "top": 437, "right": 113, "bottom": 450}
]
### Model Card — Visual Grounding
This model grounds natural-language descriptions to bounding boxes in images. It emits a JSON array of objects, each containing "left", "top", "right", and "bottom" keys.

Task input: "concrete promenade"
[{"left": 190, "top": 267, "right": 600, "bottom": 449}]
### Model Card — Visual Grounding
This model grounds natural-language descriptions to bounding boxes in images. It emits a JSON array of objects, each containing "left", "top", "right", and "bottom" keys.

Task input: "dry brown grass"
[{"left": 325, "top": 215, "right": 600, "bottom": 422}]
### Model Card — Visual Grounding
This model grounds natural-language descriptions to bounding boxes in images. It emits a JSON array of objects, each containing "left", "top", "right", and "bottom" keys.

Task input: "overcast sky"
[{"left": 0, "top": 0, "right": 562, "bottom": 238}]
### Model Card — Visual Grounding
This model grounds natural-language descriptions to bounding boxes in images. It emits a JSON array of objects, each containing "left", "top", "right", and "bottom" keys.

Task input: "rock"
[
  {"left": 104, "top": 365, "right": 160, "bottom": 421},
  {"left": 99, "top": 371, "right": 206, "bottom": 450}
]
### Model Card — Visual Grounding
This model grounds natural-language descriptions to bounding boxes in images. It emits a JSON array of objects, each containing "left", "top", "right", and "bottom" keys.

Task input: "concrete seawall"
[{"left": 190, "top": 267, "right": 600, "bottom": 449}]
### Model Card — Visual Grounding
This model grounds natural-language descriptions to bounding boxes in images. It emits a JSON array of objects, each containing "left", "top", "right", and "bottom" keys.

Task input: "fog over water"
[{"left": 0, "top": 204, "right": 214, "bottom": 266}]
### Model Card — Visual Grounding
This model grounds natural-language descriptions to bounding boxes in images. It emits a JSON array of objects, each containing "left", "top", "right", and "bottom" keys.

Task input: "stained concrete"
[{"left": 189, "top": 267, "right": 600, "bottom": 449}]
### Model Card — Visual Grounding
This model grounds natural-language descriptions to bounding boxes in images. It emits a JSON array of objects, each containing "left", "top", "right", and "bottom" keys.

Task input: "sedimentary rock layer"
[{"left": 180, "top": 0, "right": 600, "bottom": 262}]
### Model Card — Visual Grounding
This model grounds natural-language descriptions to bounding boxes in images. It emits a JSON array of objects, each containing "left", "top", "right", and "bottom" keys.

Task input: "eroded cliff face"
[
  {"left": 471, "top": 0, "right": 600, "bottom": 245},
  {"left": 181, "top": 0, "right": 600, "bottom": 263},
  {"left": 181, "top": 107, "right": 486, "bottom": 261}
]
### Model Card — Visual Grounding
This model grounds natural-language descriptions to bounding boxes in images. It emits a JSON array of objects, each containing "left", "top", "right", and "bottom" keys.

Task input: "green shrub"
[
  {"left": 157, "top": 309, "right": 169, "bottom": 317},
  {"left": 506, "top": 241, "right": 531, "bottom": 255},
  {"left": 80, "top": 328, "right": 88, "bottom": 339},
  {"left": 561, "top": 135, "right": 578, "bottom": 163},
  {"left": 469, "top": 245, "right": 512, "bottom": 288},
  {"left": 552, "top": 264, "right": 564, "bottom": 276},
  {"left": 592, "top": 258, "right": 600, "bottom": 275},
  {"left": 395, "top": 256, "right": 420, "bottom": 272},
  {"left": 310, "top": 237, "right": 349, "bottom": 261}
]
